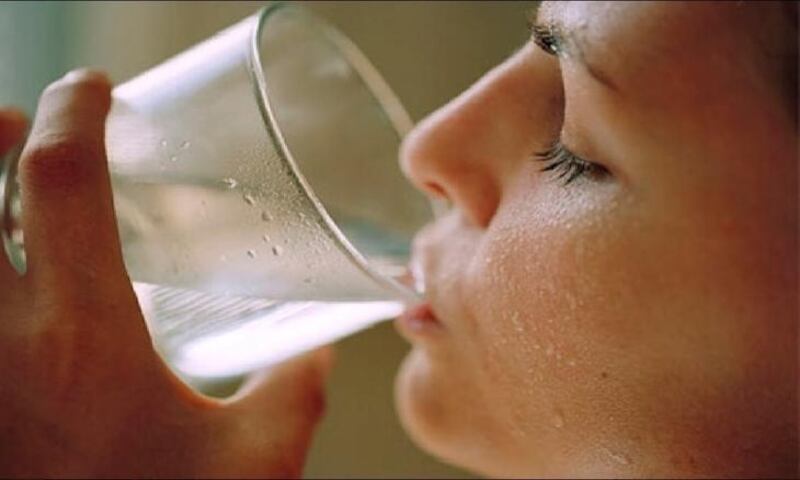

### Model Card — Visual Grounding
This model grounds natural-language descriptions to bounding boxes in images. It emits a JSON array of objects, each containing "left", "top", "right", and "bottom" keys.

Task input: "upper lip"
[
  {"left": 403, "top": 302, "right": 441, "bottom": 326},
  {"left": 409, "top": 256, "right": 426, "bottom": 297},
  {"left": 403, "top": 218, "right": 453, "bottom": 325},
  {"left": 403, "top": 251, "right": 445, "bottom": 325}
]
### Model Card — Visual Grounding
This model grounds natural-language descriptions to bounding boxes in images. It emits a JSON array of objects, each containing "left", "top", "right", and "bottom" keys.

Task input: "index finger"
[{"left": 17, "top": 70, "right": 126, "bottom": 290}]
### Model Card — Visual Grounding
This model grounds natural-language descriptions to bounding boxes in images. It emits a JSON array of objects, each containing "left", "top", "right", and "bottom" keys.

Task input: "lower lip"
[{"left": 395, "top": 303, "right": 445, "bottom": 339}]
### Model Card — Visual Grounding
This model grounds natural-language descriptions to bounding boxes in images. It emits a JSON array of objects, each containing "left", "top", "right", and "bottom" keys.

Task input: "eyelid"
[{"left": 535, "top": 138, "right": 611, "bottom": 185}]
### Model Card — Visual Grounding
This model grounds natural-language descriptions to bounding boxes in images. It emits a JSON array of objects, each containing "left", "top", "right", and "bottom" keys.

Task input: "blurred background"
[{"left": 0, "top": 1, "right": 532, "bottom": 477}]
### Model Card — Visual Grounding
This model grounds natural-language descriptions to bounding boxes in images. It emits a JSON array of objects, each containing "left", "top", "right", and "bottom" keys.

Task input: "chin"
[
  {"left": 394, "top": 349, "right": 452, "bottom": 456},
  {"left": 393, "top": 347, "right": 519, "bottom": 477}
]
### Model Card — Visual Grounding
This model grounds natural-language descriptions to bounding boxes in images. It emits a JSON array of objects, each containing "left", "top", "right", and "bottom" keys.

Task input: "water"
[
  {"left": 110, "top": 176, "right": 414, "bottom": 379},
  {"left": 111, "top": 177, "right": 410, "bottom": 291},
  {"left": 600, "top": 447, "right": 631, "bottom": 466},
  {"left": 135, "top": 282, "right": 404, "bottom": 378}
]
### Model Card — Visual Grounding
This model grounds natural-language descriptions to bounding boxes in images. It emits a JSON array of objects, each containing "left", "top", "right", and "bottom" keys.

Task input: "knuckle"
[
  {"left": 20, "top": 136, "right": 103, "bottom": 191},
  {"left": 296, "top": 371, "right": 327, "bottom": 420}
]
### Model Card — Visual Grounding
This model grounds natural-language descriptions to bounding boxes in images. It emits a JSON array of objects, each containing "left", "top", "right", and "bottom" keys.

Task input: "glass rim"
[
  {"left": 248, "top": 2, "right": 421, "bottom": 302},
  {"left": 0, "top": 141, "right": 26, "bottom": 274}
]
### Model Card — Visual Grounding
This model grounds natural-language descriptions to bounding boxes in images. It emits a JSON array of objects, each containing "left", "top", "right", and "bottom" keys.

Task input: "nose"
[
  {"left": 400, "top": 46, "right": 560, "bottom": 228},
  {"left": 399, "top": 79, "right": 503, "bottom": 228}
]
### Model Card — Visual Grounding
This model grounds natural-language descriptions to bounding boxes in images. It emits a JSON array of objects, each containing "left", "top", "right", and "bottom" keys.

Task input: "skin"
[
  {"left": 0, "top": 1, "right": 795, "bottom": 478},
  {"left": 395, "top": 1, "right": 797, "bottom": 478}
]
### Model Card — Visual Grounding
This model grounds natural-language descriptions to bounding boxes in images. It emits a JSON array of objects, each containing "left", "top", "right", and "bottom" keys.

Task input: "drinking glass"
[{"left": 0, "top": 2, "right": 433, "bottom": 380}]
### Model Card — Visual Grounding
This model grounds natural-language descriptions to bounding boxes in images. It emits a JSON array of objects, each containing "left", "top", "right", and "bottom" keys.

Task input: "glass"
[{"left": 0, "top": 3, "right": 433, "bottom": 381}]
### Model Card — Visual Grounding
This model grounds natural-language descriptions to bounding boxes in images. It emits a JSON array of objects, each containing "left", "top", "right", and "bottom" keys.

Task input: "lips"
[
  {"left": 396, "top": 301, "right": 444, "bottom": 338},
  {"left": 397, "top": 259, "right": 444, "bottom": 336},
  {"left": 395, "top": 225, "right": 449, "bottom": 339},
  {"left": 403, "top": 302, "right": 439, "bottom": 324}
]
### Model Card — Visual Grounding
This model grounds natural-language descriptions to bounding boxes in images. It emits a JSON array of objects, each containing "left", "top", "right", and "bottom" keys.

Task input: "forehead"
[{"left": 537, "top": 1, "right": 758, "bottom": 100}]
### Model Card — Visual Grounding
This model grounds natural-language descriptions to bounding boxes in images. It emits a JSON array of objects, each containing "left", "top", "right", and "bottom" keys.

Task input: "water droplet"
[
  {"left": 160, "top": 139, "right": 168, "bottom": 148},
  {"left": 180, "top": 140, "right": 190, "bottom": 149},
  {"left": 246, "top": 249, "right": 256, "bottom": 258},
  {"left": 220, "top": 254, "right": 228, "bottom": 262},
  {"left": 601, "top": 447, "right": 630, "bottom": 466},
  {"left": 243, "top": 194, "right": 256, "bottom": 206},
  {"left": 509, "top": 311, "right": 524, "bottom": 333},
  {"left": 222, "top": 178, "right": 238, "bottom": 189},
  {"left": 262, "top": 234, "right": 271, "bottom": 243},
  {"left": 271, "top": 245, "right": 283, "bottom": 256},
  {"left": 552, "top": 409, "right": 565, "bottom": 428},
  {"left": 261, "top": 211, "right": 273, "bottom": 222},
  {"left": 169, "top": 155, "right": 177, "bottom": 162}
]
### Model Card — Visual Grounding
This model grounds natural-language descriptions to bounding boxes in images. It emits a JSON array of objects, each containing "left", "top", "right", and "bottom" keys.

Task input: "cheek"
[
  {"left": 456, "top": 178, "right": 654, "bottom": 450},
  {"left": 451, "top": 183, "right": 606, "bottom": 427}
]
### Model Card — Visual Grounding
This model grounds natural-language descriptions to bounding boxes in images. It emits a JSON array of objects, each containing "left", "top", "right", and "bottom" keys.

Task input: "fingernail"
[{"left": 62, "top": 68, "right": 111, "bottom": 85}]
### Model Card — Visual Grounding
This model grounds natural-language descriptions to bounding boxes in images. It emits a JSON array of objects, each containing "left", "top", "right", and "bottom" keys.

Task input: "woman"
[{"left": 0, "top": 1, "right": 796, "bottom": 477}]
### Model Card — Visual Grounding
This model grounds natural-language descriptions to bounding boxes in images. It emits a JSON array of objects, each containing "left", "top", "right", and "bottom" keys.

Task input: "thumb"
[{"left": 230, "top": 347, "right": 335, "bottom": 436}]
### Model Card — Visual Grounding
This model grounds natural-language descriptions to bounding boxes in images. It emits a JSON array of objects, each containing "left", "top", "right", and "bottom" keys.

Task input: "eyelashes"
[
  {"left": 529, "top": 24, "right": 560, "bottom": 56},
  {"left": 534, "top": 141, "right": 609, "bottom": 185},
  {"left": 528, "top": 20, "right": 607, "bottom": 186}
]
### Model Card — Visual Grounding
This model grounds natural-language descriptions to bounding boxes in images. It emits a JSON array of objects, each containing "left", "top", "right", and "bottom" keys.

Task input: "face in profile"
[{"left": 394, "top": 1, "right": 797, "bottom": 477}]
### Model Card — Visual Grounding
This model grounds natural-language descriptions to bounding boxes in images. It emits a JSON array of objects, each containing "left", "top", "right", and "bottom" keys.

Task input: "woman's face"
[{"left": 394, "top": 1, "right": 797, "bottom": 477}]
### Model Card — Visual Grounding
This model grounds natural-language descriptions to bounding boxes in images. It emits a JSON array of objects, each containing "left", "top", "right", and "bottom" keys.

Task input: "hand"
[{"left": 0, "top": 69, "right": 333, "bottom": 478}]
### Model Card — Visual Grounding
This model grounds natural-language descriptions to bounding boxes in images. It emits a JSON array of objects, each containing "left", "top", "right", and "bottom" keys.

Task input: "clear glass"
[{"left": 0, "top": 3, "right": 432, "bottom": 381}]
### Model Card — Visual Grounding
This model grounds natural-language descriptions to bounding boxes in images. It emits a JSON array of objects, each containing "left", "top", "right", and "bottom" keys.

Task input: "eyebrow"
[{"left": 526, "top": 4, "right": 619, "bottom": 91}]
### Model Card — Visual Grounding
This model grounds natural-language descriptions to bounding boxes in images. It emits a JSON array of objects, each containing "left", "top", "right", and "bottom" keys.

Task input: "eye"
[
  {"left": 534, "top": 141, "right": 609, "bottom": 185},
  {"left": 529, "top": 23, "right": 560, "bottom": 56}
]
